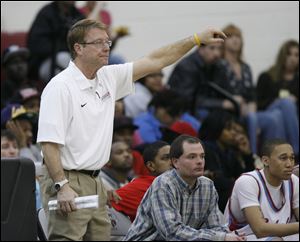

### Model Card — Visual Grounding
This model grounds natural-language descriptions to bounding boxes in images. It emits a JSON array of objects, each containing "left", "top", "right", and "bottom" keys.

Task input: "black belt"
[{"left": 71, "top": 169, "right": 100, "bottom": 177}]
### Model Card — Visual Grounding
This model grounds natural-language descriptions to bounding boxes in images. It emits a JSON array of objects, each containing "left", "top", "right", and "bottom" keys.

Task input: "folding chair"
[
  {"left": 107, "top": 207, "right": 132, "bottom": 240},
  {"left": 37, "top": 208, "right": 48, "bottom": 241}
]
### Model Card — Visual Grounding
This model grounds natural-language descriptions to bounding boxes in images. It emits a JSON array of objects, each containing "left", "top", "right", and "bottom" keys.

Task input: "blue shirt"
[
  {"left": 124, "top": 169, "right": 227, "bottom": 241},
  {"left": 134, "top": 110, "right": 201, "bottom": 144}
]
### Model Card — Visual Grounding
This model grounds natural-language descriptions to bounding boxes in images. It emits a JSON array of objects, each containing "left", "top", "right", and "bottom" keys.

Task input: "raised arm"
[{"left": 132, "top": 28, "right": 226, "bottom": 81}]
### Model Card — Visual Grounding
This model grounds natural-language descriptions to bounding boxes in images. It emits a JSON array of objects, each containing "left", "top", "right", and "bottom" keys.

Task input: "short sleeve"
[
  {"left": 37, "top": 82, "right": 72, "bottom": 145},
  {"left": 234, "top": 175, "right": 261, "bottom": 210}
]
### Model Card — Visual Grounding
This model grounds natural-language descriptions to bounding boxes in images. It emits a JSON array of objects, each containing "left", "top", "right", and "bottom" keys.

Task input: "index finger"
[{"left": 213, "top": 30, "right": 227, "bottom": 39}]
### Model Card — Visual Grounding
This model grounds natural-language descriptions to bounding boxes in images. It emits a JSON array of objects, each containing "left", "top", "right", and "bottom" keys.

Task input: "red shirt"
[
  {"left": 132, "top": 150, "right": 150, "bottom": 176},
  {"left": 112, "top": 175, "right": 155, "bottom": 222}
]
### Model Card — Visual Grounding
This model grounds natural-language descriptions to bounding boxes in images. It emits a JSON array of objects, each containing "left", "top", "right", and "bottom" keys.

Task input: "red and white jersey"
[{"left": 225, "top": 169, "right": 298, "bottom": 239}]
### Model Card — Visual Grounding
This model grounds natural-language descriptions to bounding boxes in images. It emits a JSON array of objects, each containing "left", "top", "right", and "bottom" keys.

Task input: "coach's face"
[{"left": 76, "top": 28, "right": 110, "bottom": 69}]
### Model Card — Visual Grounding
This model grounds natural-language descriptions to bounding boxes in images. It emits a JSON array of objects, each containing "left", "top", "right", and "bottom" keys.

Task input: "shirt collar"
[
  {"left": 69, "top": 61, "right": 96, "bottom": 90},
  {"left": 172, "top": 169, "right": 201, "bottom": 193}
]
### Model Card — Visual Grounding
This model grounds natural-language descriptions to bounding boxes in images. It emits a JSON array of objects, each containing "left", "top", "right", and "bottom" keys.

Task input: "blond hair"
[{"left": 67, "top": 19, "right": 107, "bottom": 59}]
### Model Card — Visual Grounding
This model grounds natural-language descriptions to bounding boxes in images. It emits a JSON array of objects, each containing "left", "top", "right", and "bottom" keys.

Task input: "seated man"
[
  {"left": 100, "top": 141, "right": 134, "bottom": 190},
  {"left": 124, "top": 135, "right": 245, "bottom": 241},
  {"left": 113, "top": 116, "right": 149, "bottom": 176},
  {"left": 1, "top": 104, "right": 42, "bottom": 163},
  {"left": 225, "top": 139, "right": 299, "bottom": 241},
  {"left": 112, "top": 141, "right": 171, "bottom": 222}
]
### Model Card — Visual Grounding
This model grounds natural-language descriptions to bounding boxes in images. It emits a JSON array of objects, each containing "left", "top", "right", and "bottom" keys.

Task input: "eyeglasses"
[{"left": 79, "top": 40, "right": 112, "bottom": 48}]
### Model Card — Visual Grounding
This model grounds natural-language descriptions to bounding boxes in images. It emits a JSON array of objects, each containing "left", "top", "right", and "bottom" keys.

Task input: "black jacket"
[
  {"left": 168, "top": 51, "right": 227, "bottom": 115},
  {"left": 27, "top": 2, "right": 84, "bottom": 79}
]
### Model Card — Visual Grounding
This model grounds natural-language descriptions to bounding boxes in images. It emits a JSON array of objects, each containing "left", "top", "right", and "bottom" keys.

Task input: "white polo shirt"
[{"left": 37, "top": 61, "right": 134, "bottom": 170}]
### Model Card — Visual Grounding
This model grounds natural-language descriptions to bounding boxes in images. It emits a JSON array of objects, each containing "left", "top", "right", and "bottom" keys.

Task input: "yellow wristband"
[{"left": 194, "top": 33, "right": 201, "bottom": 46}]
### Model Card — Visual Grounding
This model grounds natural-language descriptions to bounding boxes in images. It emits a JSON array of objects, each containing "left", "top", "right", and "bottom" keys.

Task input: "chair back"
[
  {"left": 107, "top": 207, "right": 131, "bottom": 238},
  {"left": 37, "top": 208, "right": 48, "bottom": 241}
]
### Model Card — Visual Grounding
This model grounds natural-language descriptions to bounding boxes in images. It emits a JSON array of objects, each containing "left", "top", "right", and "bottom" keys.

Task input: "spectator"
[
  {"left": 9, "top": 87, "right": 41, "bottom": 145},
  {"left": 1, "top": 129, "right": 19, "bottom": 158},
  {"left": 36, "top": 18, "right": 226, "bottom": 241},
  {"left": 232, "top": 120, "right": 263, "bottom": 170},
  {"left": 124, "top": 72, "right": 165, "bottom": 118},
  {"left": 225, "top": 139, "right": 299, "bottom": 241},
  {"left": 160, "top": 120, "right": 198, "bottom": 144},
  {"left": 100, "top": 141, "right": 134, "bottom": 190},
  {"left": 113, "top": 116, "right": 149, "bottom": 176},
  {"left": 257, "top": 40, "right": 299, "bottom": 111},
  {"left": 124, "top": 135, "right": 245, "bottom": 241},
  {"left": 220, "top": 24, "right": 299, "bottom": 156},
  {"left": 220, "top": 24, "right": 256, "bottom": 117},
  {"left": 1, "top": 45, "right": 39, "bottom": 109},
  {"left": 134, "top": 89, "right": 200, "bottom": 145},
  {"left": 168, "top": 42, "right": 229, "bottom": 120},
  {"left": 1, "top": 129, "right": 42, "bottom": 210},
  {"left": 1, "top": 104, "right": 41, "bottom": 163},
  {"left": 198, "top": 109, "right": 255, "bottom": 211},
  {"left": 112, "top": 141, "right": 171, "bottom": 222},
  {"left": 10, "top": 87, "right": 41, "bottom": 114},
  {"left": 256, "top": 40, "right": 299, "bottom": 156},
  {"left": 27, "top": 1, "right": 84, "bottom": 83}
]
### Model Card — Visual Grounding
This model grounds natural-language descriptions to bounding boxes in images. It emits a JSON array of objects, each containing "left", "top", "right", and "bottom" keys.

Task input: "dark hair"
[
  {"left": 1, "top": 129, "right": 18, "bottom": 143},
  {"left": 198, "top": 109, "right": 235, "bottom": 141},
  {"left": 170, "top": 135, "right": 202, "bottom": 159},
  {"left": 148, "top": 89, "right": 185, "bottom": 118},
  {"left": 260, "top": 139, "right": 290, "bottom": 157},
  {"left": 143, "top": 141, "right": 169, "bottom": 164}
]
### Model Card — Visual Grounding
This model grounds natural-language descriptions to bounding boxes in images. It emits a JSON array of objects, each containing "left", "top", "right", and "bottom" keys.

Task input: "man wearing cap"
[
  {"left": 37, "top": 18, "right": 226, "bottom": 240},
  {"left": 1, "top": 104, "right": 41, "bottom": 163},
  {"left": 1, "top": 45, "right": 38, "bottom": 109},
  {"left": 10, "top": 87, "right": 41, "bottom": 114},
  {"left": 113, "top": 116, "right": 149, "bottom": 177}
]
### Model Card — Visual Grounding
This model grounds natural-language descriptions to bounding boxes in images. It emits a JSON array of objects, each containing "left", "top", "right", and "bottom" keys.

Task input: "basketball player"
[{"left": 225, "top": 139, "right": 299, "bottom": 241}]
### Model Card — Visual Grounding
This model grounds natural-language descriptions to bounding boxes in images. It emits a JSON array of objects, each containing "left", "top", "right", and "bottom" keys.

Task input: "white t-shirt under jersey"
[
  {"left": 37, "top": 61, "right": 134, "bottom": 170},
  {"left": 225, "top": 169, "right": 299, "bottom": 240}
]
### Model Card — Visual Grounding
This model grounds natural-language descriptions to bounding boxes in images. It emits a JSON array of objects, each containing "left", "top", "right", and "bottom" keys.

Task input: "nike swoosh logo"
[{"left": 81, "top": 103, "right": 87, "bottom": 107}]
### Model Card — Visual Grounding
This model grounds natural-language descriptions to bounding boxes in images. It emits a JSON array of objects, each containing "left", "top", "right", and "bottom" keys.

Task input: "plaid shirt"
[{"left": 124, "top": 169, "right": 227, "bottom": 241}]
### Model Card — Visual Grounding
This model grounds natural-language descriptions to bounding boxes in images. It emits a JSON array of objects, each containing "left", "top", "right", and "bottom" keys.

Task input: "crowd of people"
[{"left": 1, "top": 1, "right": 299, "bottom": 241}]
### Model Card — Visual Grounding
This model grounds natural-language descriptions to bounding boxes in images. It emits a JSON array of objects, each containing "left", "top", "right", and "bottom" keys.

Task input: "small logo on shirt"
[
  {"left": 81, "top": 103, "right": 87, "bottom": 107},
  {"left": 101, "top": 92, "right": 111, "bottom": 101}
]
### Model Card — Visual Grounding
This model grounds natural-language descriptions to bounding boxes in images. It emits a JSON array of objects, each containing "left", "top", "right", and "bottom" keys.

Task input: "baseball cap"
[
  {"left": 12, "top": 87, "right": 40, "bottom": 104},
  {"left": 113, "top": 117, "right": 138, "bottom": 132},
  {"left": 2, "top": 45, "right": 29, "bottom": 66},
  {"left": 1, "top": 104, "right": 37, "bottom": 128}
]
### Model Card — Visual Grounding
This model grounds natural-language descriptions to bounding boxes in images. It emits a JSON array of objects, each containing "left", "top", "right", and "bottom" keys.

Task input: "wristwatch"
[{"left": 54, "top": 179, "right": 69, "bottom": 191}]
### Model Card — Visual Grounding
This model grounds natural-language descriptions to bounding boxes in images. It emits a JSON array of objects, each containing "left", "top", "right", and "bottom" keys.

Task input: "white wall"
[{"left": 1, "top": 1, "right": 299, "bottom": 83}]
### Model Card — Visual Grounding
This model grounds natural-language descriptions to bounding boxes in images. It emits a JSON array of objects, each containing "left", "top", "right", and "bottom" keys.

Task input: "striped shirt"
[{"left": 123, "top": 169, "right": 227, "bottom": 241}]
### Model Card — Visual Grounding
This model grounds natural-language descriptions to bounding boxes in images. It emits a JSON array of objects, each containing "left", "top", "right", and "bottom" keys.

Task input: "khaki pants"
[{"left": 39, "top": 167, "right": 111, "bottom": 241}]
